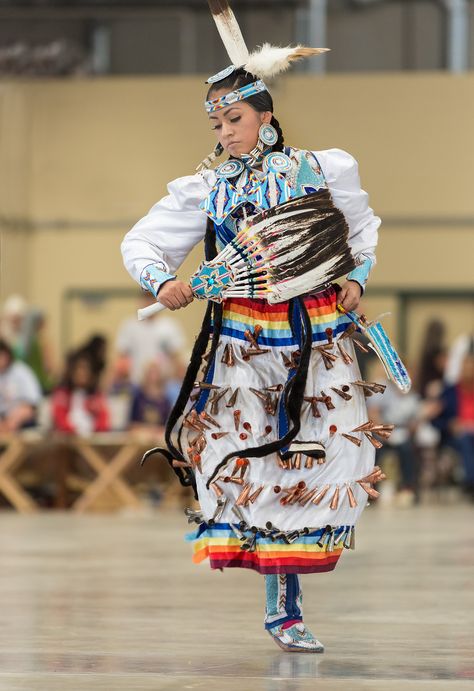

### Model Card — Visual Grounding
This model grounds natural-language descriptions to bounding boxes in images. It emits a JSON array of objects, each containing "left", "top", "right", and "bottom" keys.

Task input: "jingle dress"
[{"left": 122, "top": 146, "right": 381, "bottom": 575}]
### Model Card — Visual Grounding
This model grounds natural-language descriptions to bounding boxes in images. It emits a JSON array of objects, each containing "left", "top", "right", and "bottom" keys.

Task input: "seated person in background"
[
  {"left": 128, "top": 360, "right": 171, "bottom": 440},
  {"left": 433, "top": 352, "right": 474, "bottom": 499},
  {"left": 52, "top": 352, "right": 110, "bottom": 436},
  {"left": 0, "top": 339, "right": 42, "bottom": 432}
]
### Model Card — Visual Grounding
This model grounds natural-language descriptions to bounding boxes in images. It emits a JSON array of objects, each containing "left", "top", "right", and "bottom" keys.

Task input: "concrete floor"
[{"left": 0, "top": 503, "right": 473, "bottom": 690}]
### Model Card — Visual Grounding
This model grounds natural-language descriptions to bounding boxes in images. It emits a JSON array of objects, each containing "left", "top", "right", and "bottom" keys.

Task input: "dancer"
[{"left": 122, "top": 0, "right": 385, "bottom": 652}]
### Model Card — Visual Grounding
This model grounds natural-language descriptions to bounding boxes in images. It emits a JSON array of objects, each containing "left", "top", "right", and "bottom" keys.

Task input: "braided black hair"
[{"left": 207, "top": 68, "right": 285, "bottom": 152}]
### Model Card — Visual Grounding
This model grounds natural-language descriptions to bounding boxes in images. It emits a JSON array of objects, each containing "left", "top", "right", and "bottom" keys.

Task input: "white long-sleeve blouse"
[{"left": 121, "top": 148, "right": 381, "bottom": 293}]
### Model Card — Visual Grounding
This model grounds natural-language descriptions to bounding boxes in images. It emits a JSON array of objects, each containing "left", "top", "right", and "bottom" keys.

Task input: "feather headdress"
[{"left": 207, "top": 0, "right": 328, "bottom": 80}]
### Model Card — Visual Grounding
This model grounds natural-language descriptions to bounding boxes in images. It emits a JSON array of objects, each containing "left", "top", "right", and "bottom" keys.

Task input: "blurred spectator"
[
  {"left": 0, "top": 39, "right": 89, "bottom": 77},
  {"left": 0, "top": 339, "right": 41, "bottom": 432},
  {"left": 367, "top": 363, "right": 421, "bottom": 504},
  {"left": 108, "top": 354, "right": 135, "bottom": 397},
  {"left": 1, "top": 295, "right": 56, "bottom": 393},
  {"left": 416, "top": 319, "right": 446, "bottom": 398},
  {"left": 129, "top": 360, "right": 172, "bottom": 439},
  {"left": 164, "top": 352, "right": 189, "bottom": 406},
  {"left": 52, "top": 353, "right": 110, "bottom": 436},
  {"left": 77, "top": 334, "right": 107, "bottom": 379},
  {"left": 115, "top": 294, "right": 186, "bottom": 384},
  {"left": 444, "top": 334, "right": 474, "bottom": 385},
  {"left": 433, "top": 353, "right": 474, "bottom": 499}
]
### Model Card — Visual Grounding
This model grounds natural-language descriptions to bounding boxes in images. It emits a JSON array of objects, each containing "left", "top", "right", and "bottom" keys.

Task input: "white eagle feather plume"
[{"left": 244, "top": 43, "right": 329, "bottom": 79}]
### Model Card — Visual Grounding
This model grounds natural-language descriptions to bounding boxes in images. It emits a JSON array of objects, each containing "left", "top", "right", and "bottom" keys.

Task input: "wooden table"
[{"left": 0, "top": 432, "right": 151, "bottom": 513}]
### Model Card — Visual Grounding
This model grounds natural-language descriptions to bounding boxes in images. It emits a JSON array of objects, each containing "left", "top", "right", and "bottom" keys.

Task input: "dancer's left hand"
[{"left": 338, "top": 280, "right": 362, "bottom": 312}]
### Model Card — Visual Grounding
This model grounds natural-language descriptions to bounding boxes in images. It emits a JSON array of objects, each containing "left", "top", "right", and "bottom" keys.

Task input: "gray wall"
[{"left": 0, "top": 1, "right": 472, "bottom": 74}]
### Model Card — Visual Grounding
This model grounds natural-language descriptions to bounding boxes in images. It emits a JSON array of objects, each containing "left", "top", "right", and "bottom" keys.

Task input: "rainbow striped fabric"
[
  {"left": 188, "top": 523, "right": 347, "bottom": 575},
  {"left": 221, "top": 286, "right": 352, "bottom": 347}
]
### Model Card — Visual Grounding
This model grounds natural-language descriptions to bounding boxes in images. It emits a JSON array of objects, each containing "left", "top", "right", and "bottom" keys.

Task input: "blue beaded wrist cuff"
[
  {"left": 347, "top": 258, "right": 373, "bottom": 292},
  {"left": 140, "top": 264, "right": 176, "bottom": 297}
]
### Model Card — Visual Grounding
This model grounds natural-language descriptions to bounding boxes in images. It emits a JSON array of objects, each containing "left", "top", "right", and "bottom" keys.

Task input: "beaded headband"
[{"left": 205, "top": 79, "right": 268, "bottom": 113}]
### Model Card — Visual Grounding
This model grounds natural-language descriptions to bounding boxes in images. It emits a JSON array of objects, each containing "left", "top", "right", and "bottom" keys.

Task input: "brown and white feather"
[
  {"left": 207, "top": 0, "right": 249, "bottom": 67},
  {"left": 244, "top": 43, "right": 329, "bottom": 80}
]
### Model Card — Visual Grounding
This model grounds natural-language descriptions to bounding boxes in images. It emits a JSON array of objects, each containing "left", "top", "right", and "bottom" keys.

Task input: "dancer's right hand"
[{"left": 158, "top": 280, "right": 194, "bottom": 310}]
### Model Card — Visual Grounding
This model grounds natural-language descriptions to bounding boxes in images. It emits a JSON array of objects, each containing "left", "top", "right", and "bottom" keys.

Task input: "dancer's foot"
[{"left": 267, "top": 622, "right": 324, "bottom": 653}]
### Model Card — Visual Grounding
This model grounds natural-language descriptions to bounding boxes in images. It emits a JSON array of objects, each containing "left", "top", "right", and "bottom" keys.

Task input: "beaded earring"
[{"left": 245, "top": 122, "right": 278, "bottom": 166}]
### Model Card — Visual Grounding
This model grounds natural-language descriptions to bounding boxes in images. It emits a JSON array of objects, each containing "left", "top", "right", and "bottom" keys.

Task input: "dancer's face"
[{"left": 208, "top": 94, "right": 272, "bottom": 158}]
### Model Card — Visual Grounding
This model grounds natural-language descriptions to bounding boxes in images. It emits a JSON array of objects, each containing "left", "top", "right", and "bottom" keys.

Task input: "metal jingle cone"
[
  {"left": 335, "top": 527, "right": 347, "bottom": 547},
  {"left": 200, "top": 410, "right": 221, "bottom": 429},
  {"left": 229, "top": 522, "right": 246, "bottom": 540},
  {"left": 346, "top": 484, "right": 358, "bottom": 508},
  {"left": 343, "top": 526, "right": 353, "bottom": 549},
  {"left": 292, "top": 453, "right": 302, "bottom": 470},
  {"left": 319, "top": 351, "right": 335, "bottom": 370},
  {"left": 233, "top": 409, "right": 241, "bottom": 431},
  {"left": 329, "top": 486, "right": 340, "bottom": 510},
  {"left": 231, "top": 504, "right": 246, "bottom": 525},
  {"left": 246, "top": 348, "right": 269, "bottom": 357},
  {"left": 265, "top": 394, "right": 278, "bottom": 416},
  {"left": 341, "top": 433, "right": 362, "bottom": 447},
  {"left": 240, "top": 345, "right": 250, "bottom": 362},
  {"left": 319, "top": 391, "right": 335, "bottom": 410},
  {"left": 312, "top": 484, "right": 330, "bottom": 505},
  {"left": 337, "top": 341, "right": 354, "bottom": 365},
  {"left": 341, "top": 322, "right": 357, "bottom": 339},
  {"left": 317, "top": 525, "right": 331, "bottom": 548},
  {"left": 244, "top": 329, "right": 259, "bottom": 349},
  {"left": 249, "top": 387, "right": 268, "bottom": 402},
  {"left": 210, "top": 482, "right": 224, "bottom": 498},
  {"left": 198, "top": 382, "right": 221, "bottom": 390},
  {"left": 212, "top": 496, "right": 228, "bottom": 522},
  {"left": 304, "top": 396, "right": 321, "bottom": 418},
  {"left": 331, "top": 386, "right": 352, "bottom": 401},
  {"left": 364, "top": 432, "right": 383, "bottom": 449},
  {"left": 253, "top": 324, "right": 263, "bottom": 341},
  {"left": 298, "top": 488, "right": 317, "bottom": 506},
  {"left": 357, "top": 481, "right": 380, "bottom": 499},
  {"left": 248, "top": 486, "right": 264, "bottom": 504},
  {"left": 281, "top": 352, "right": 293, "bottom": 369},
  {"left": 304, "top": 455, "right": 314, "bottom": 469},
  {"left": 325, "top": 327, "right": 334, "bottom": 345},
  {"left": 265, "top": 384, "right": 284, "bottom": 392},
  {"left": 221, "top": 342, "right": 236, "bottom": 367},
  {"left": 352, "top": 420, "right": 376, "bottom": 432},
  {"left": 211, "top": 431, "right": 229, "bottom": 440},
  {"left": 236, "top": 482, "right": 253, "bottom": 506},
  {"left": 327, "top": 528, "right": 336, "bottom": 552},
  {"left": 352, "top": 337, "right": 369, "bottom": 353},
  {"left": 226, "top": 388, "right": 239, "bottom": 407}
]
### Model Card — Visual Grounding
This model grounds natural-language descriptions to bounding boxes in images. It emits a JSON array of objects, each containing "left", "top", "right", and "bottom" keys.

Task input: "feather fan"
[{"left": 138, "top": 190, "right": 356, "bottom": 320}]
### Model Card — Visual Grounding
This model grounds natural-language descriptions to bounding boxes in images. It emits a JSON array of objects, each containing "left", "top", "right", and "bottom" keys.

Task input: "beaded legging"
[{"left": 264, "top": 574, "right": 303, "bottom": 631}]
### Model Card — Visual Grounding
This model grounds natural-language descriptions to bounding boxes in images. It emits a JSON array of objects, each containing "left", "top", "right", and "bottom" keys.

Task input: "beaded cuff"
[
  {"left": 140, "top": 263, "right": 176, "bottom": 297},
  {"left": 347, "top": 258, "right": 373, "bottom": 292}
]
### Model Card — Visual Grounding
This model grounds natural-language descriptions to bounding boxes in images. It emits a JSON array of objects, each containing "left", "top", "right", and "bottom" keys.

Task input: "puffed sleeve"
[
  {"left": 121, "top": 170, "right": 215, "bottom": 296},
  {"left": 314, "top": 148, "right": 381, "bottom": 290}
]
